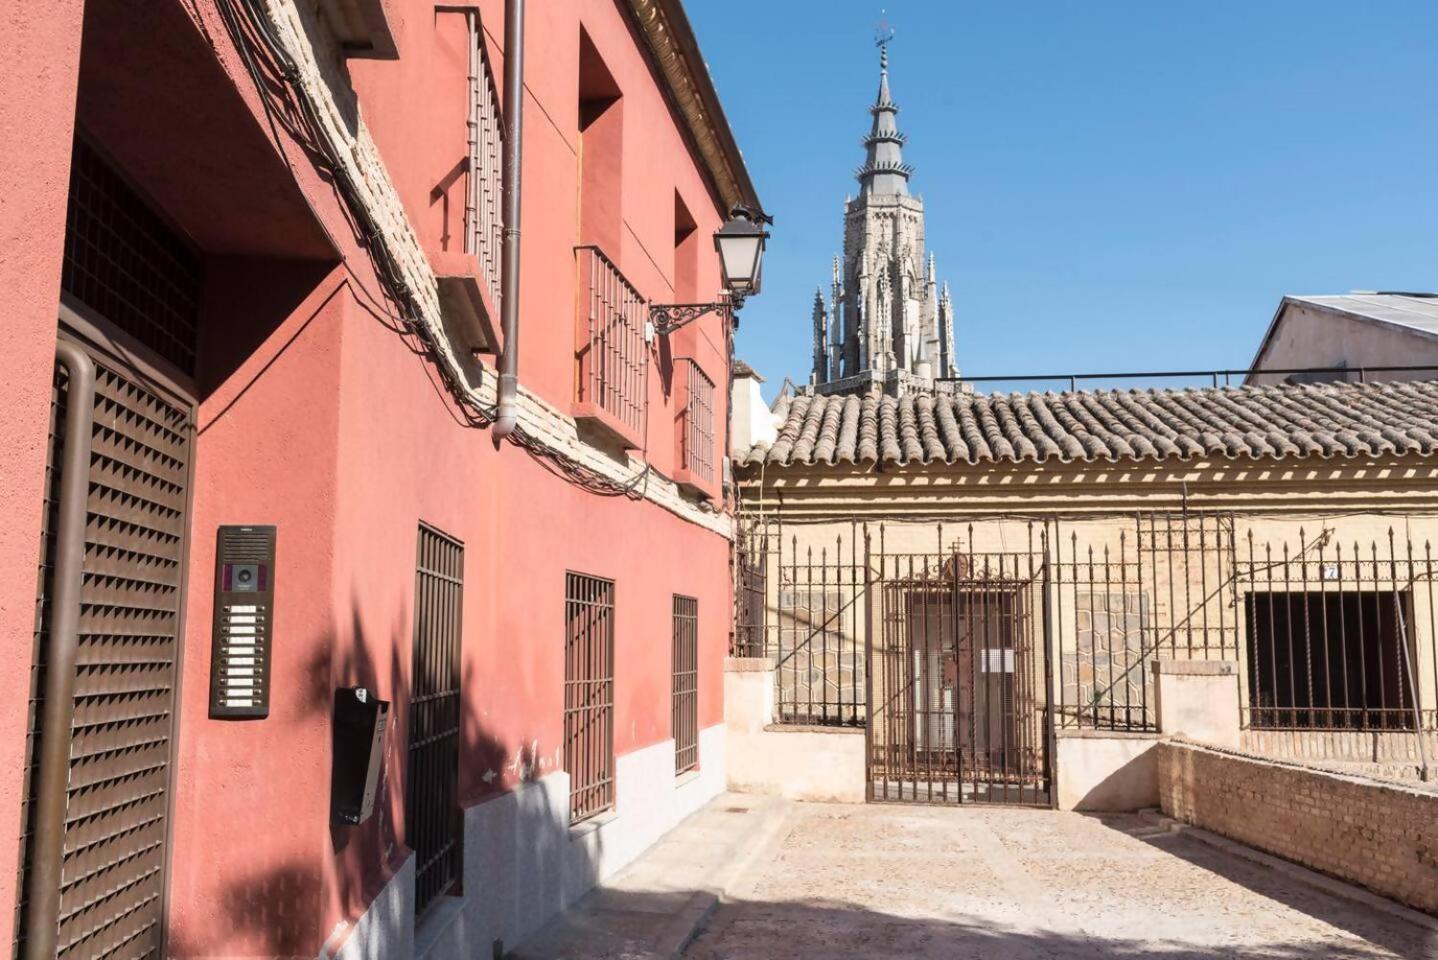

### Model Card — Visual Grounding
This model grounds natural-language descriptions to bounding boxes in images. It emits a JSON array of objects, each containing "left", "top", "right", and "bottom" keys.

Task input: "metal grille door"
[
  {"left": 564, "top": 573, "right": 615, "bottom": 822},
  {"left": 869, "top": 543, "right": 1052, "bottom": 807},
  {"left": 672, "top": 596, "right": 699, "bottom": 775},
  {"left": 407, "top": 525, "right": 464, "bottom": 918},
  {"left": 18, "top": 340, "right": 192, "bottom": 958}
]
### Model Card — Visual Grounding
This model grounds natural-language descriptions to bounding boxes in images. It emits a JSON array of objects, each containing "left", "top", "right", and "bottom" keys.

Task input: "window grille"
[
  {"left": 62, "top": 139, "right": 202, "bottom": 376},
  {"left": 672, "top": 596, "right": 699, "bottom": 775},
  {"left": 408, "top": 524, "right": 464, "bottom": 918},
  {"left": 1238, "top": 532, "right": 1433, "bottom": 732},
  {"left": 564, "top": 573, "right": 615, "bottom": 822},
  {"left": 574, "top": 246, "right": 647, "bottom": 445},
  {"left": 679, "top": 360, "right": 715, "bottom": 486}
]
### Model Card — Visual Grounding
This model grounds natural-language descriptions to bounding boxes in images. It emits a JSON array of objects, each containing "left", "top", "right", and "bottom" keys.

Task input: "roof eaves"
[{"left": 622, "top": 0, "right": 763, "bottom": 216}]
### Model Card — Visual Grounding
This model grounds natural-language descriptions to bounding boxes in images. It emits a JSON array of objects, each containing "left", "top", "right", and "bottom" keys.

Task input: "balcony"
[
  {"left": 574, "top": 246, "right": 648, "bottom": 450},
  {"left": 435, "top": 11, "right": 503, "bottom": 357},
  {"left": 674, "top": 358, "right": 718, "bottom": 500}
]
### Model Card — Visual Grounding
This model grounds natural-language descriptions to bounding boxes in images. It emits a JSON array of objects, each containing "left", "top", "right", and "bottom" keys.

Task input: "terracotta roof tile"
[{"left": 742, "top": 380, "right": 1438, "bottom": 469}]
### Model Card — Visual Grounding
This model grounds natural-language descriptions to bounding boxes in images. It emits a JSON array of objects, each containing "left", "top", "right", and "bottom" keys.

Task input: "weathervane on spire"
[{"left": 875, "top": 10, "right": 895, "bottom": 66}]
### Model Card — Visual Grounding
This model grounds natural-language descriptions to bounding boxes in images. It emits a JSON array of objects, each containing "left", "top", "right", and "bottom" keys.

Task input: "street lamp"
[{"left": 649, "top": 206, "right": 771, "bottom": 338}]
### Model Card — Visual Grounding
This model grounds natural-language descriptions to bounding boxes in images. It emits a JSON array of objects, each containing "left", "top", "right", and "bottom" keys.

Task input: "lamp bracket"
[{"left": 648, "top": 298, "right": 741, "bottom": 340}]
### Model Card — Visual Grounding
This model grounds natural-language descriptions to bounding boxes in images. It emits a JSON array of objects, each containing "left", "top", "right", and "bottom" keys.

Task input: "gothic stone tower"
[{"left": 810, "top": 41, "right": 957, "bottom": 396}]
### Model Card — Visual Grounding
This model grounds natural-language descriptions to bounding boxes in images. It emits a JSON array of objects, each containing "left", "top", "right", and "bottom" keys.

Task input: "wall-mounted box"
[{"left": 332, "top": 686, "right": 391, "bottom": 825}]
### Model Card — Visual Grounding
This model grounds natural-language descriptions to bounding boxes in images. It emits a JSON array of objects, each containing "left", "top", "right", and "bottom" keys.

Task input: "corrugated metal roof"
[{"left": 1290, "top": 293, "right": 1438, "bottom": 337}]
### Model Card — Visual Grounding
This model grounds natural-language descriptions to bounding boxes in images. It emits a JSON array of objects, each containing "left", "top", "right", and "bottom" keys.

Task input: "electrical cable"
[{"left": 217, "top": 0, "right": 683, "bottom": 501}]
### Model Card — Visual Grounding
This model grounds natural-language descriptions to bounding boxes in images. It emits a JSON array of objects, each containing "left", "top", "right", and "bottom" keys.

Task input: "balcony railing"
[
  {"left": 575, "top": 245, "right": 648, "bottom": 448},
  {"left": 676, "top": 358, "right": 716, "bottom": 495},
  {"left": 465, "top": 13, "right": 504, "bottom": 315}
]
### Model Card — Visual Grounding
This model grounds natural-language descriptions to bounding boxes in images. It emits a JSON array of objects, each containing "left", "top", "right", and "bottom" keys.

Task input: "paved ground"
[{"left": 516, "top": 794, "right": 1438, "bottom": 960}]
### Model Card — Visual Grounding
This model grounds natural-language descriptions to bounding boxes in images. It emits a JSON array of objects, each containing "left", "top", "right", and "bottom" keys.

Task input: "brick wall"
[{"left": 1156, "top": 740, "right": 1438, "bottom": 915}]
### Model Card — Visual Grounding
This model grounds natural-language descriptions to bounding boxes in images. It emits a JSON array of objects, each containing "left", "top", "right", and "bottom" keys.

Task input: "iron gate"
[
  {"left": 867, "top": 535, "right": 1053, "bottom": 807},
  {"left": 18, "top": 333, "right": 193, "bottom": 959}
]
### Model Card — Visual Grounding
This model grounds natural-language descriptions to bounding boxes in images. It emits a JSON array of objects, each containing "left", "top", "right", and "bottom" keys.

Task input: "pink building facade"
[{"left": 0, "top": 0, "right": 757, "bottom": 956}]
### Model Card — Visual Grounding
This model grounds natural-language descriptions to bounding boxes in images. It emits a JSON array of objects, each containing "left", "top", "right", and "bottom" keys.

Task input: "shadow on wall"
[{"left": 166, "top": 601, "right": 603, "bottom": 958}]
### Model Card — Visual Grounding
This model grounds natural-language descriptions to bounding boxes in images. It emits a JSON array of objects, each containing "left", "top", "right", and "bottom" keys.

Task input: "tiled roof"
[{"left": 742, "top": 379, "right": 1438, "bottom": 468}]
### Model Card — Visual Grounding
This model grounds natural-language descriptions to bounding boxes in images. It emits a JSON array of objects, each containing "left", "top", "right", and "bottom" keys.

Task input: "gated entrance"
[
  {"left": 739, "top": 520, "right": 1055, "bottom": 808},
  {"left": 868, "top": 537, "right": 1052, "bottom": 807},
  {"left": 16, "top": 139, "right": 200, "bottom": 959}
]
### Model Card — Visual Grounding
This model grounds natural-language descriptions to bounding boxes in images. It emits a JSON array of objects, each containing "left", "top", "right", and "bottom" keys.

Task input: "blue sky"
[{"left": 686, "top": 1, "right": 1438, "bottom": 395}]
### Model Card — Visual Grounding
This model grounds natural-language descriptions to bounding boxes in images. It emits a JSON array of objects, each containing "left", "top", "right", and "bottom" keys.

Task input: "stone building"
[
  {"left": 809, "top": 42, "right": 958, "bottom": 396},
  {"left": 733, "top": 377, "right": 1438, "bottom": 810}
]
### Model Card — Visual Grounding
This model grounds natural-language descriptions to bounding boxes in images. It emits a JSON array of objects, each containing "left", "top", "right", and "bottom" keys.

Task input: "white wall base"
[
  {"left": 336, "top": 723, "right": 726, "bottom": 959},
  {"left": 325, "top": 852, "right": 415, "bottom": 960}
]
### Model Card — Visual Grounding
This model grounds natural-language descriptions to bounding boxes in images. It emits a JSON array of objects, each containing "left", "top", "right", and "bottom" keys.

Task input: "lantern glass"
[{"left": 714, "top": 214, "right": 767, "bottom": 297}]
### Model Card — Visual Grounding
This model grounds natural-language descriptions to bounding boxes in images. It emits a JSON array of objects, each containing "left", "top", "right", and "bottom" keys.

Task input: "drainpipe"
[
  {"left": 493, "top": 0, "right": 525, "bottom": 441},
  {"left": 24, "top": 340, "right": 96, "bottom": 960}
]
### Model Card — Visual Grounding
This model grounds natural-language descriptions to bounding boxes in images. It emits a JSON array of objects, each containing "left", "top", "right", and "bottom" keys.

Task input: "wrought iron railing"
[
  {"left": 679, "top": 359, "right": 715, "bottom": 486},
  {"left": 464, "top": 10, "right": 504, "bottom": 314},
  {"left": 575, "top": 246, "right": 647, "bottom": 444}
]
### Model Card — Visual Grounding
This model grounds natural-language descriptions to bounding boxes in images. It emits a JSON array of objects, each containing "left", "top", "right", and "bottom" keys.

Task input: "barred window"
[
  {"left": 408, "top": 524, "right": 464, "bottom": 918},
  {"left": 672, "top": 596, "right": 699, "bottom": 775},
  {"left": 565, "top": 573, "right": 615, "bottom": 822},
  {"left": 678, "top": 360, "right": 715, "bottom": 487}
]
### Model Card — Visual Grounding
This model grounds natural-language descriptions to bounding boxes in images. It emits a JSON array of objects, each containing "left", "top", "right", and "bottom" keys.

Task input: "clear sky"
[{"left": 685, "top": 1, "right": 1438, "bottom": 396}]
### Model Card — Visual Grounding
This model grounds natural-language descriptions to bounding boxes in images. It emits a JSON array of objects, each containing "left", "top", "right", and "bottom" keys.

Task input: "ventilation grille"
[{"left": 61, "top": 140, "right": 202, "bottom": 376}]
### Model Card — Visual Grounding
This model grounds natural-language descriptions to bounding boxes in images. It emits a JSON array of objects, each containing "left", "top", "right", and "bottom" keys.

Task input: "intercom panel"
[{"left": 209, "top": 525, "right": 277, "bottom": 719}]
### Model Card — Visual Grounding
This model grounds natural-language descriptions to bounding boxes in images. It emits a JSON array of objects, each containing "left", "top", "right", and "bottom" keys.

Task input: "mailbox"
[{"left": 332, "top": 686, "right": 390, "bottom": 826}]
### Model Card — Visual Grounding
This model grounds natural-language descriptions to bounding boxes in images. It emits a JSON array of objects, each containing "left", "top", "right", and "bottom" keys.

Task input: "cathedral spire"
[{"left": 856, "top": 35, "right": 912, "bottom": 197}]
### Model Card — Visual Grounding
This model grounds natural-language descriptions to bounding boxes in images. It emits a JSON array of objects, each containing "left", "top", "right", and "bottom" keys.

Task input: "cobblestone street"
[{"left": 685, "top": 801, "right": 1437, "bottom": 960}]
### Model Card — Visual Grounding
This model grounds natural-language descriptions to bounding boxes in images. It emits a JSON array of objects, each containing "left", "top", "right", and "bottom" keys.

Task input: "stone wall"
[{"left": 1156, "top": 740, "right": 1438, "bottom": 915}]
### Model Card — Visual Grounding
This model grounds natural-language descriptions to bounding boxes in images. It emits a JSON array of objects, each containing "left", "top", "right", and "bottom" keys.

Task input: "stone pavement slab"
[
  {"left": 687, "top": 803, "right": 1438, "bottom": 960},
  {"left": 513, "top": 795, "right": 1438, "bottom": 960},
  {"left": 510, "top": 793, "right": 790, "bottom": 960}
]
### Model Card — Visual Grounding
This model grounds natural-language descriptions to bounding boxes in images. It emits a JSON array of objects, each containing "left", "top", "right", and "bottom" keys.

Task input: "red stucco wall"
[
  {"left": 0, "top": 1, "right": 87, "bottom": 947},
  {"left": 3, "top": 0, "right": 735, "bottom": 955}
]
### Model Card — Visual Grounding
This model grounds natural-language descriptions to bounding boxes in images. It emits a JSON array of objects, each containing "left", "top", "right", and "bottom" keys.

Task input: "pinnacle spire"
[{"left": 856, "top": 34, "right": 912, "bottom": 197}]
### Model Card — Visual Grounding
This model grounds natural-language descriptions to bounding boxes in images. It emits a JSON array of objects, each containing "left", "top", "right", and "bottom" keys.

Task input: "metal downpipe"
[
  {"left": 493, "top": 0, "right": 525, "bottom": 441},
  {"left": 23, "top": 339, "right": 97, "bottom": 960}
]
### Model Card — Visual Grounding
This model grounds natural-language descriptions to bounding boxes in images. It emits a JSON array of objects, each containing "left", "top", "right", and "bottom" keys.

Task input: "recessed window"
[
  {"left": 672, "top": 596, "right": 699, "bottom": 775},
  {"left": 409, "top": 524, "right": 465, "bottom": 918},
  {"left": 565, "top": 572, "right": 616, "bottom": 822},
  {"left": 577, "top": 28, "right": 622, "bottom": 253},
  {"left": 673, "top": 191, "right": 698, "bottom": 302},
  {"left": 1246, "top": 590, "right": 1417, "bottom": 730}
]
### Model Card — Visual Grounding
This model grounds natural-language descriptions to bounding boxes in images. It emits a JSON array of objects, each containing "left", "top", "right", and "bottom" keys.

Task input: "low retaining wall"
[
  {"left": 1157, "top": 740, "right": 1438, "bottom": 915},
  {"left": 724, "top": 658, "right": 866, "bottom": 803},
  {"left": 1055, "top": 731, "right": 1160, "bottom": 811}
]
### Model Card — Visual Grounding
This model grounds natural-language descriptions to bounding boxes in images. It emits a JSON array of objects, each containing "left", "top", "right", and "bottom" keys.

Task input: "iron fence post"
[
  {"left": 863, "top": 525, "right": 875, "bottom": 802},
  {"left": 1042, "top": 530, "right": 1059, "bottom": 810}
]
